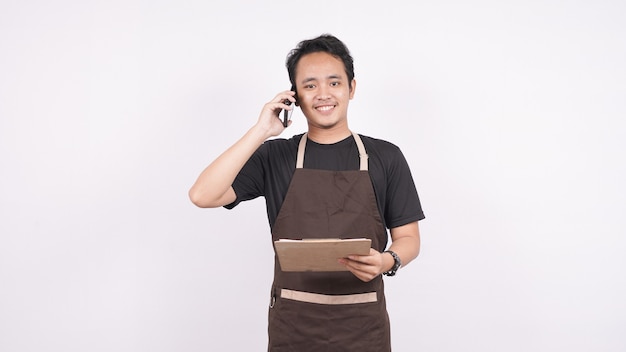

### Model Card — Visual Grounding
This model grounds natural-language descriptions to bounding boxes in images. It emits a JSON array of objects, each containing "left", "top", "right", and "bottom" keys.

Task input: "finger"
[
  {"left": 347, "top": 255, "right": 374, "bottom": 265},
  {"left": 342, "top": 258, "right": 370, "bottom": 274},
  {"left": 350, "top": 248, "right": 382, "bottom": 264},
  {"left": 264, "top": 101, "right": 292, "bottom": 119},
  {"left": 271, "top": 91, "right": 296, "bottom": 105},
  {"left": 346, "top": 265, "right": 376, "bottom": 282},
  {"left": 268, "top": 96, "right": 295, "bottom": 110}
]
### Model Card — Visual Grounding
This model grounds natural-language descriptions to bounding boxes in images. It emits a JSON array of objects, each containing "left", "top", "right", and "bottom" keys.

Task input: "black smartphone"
[
  {"left": 282, "top": 85, "right": 298, "bottom": 127},
  {"left": 282, "top": 100, "right": 292, "bottom": 127}
]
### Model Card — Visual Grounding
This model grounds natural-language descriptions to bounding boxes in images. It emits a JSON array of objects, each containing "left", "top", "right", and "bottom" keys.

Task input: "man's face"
[{"left": 293, "top": 52, "right": 356, "bottom": 131}]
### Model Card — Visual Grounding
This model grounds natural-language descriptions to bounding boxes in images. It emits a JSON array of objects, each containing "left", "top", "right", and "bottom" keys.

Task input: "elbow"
[
  {"left": 188, "top": 187, "right": 211, "bottom": 208},
  {"left": 188, "top": 186, "right": 230, "bottom": 208}
]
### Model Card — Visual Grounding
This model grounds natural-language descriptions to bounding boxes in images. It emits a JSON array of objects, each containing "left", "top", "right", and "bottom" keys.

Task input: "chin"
[
  {"left": 304, "top": 111, "right": 346, "bottom": 128},
  {"left": 310, "top": 117, "right": 341, "bottom": 128}
]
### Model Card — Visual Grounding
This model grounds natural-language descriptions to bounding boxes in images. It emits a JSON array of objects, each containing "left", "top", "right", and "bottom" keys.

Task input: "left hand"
[{"left": 338, "top": 248, "right": 387, "bottom": 282}]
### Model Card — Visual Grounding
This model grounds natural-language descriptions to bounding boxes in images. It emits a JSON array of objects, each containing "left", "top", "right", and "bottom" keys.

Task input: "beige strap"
[
  {"left": 352, "top": 132, "right": 369, "bottom": 171},
  {"left": 296, "top": 133, "right": 308, "bottom": 168},
  {"left": 295, "top": 132, "right": 369, "bottom": 170},
  {"left": 280, "top": 288, "right": 377, "bottom": 305}
]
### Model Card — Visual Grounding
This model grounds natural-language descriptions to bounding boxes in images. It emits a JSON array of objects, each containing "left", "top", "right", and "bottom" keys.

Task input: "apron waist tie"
[{"left": 280, "top": 289, "right": 377, "bottom": 305}]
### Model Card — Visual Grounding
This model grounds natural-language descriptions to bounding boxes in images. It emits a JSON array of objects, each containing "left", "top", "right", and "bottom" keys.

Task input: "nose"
[{"left": 316, "top": 85, "right": 331, "bottom": 100}]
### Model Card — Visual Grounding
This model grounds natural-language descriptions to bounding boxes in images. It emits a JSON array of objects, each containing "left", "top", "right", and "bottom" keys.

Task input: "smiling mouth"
[{"left": 315, "top": 105, "right": 335, "bottom": 112}]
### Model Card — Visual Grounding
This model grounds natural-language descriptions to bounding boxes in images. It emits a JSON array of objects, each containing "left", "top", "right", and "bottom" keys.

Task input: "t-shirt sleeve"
[
  {"left": 382, "top": 145, "right": 425, "bottom": 229},
  {"left": 223, "top": 145, "right": 267, "bottom": 209}
]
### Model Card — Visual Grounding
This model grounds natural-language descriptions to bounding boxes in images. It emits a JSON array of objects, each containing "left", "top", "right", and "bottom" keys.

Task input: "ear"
[
  {"left": 291, "top": 84, "right": 299, "bottom": 106},
  {"left": 349, "top": 79, "right": 357, "bottom": 99}
]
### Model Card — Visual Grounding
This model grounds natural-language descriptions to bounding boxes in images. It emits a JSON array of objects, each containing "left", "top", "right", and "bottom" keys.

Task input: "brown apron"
[{"left": 268, "top": 132, "right": 391, "bottom": 352}]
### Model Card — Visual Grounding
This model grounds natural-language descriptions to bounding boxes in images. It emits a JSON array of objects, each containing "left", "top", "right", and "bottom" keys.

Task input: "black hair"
[{"left": 286, "top": 34, "right": 355, "bottom": 92}]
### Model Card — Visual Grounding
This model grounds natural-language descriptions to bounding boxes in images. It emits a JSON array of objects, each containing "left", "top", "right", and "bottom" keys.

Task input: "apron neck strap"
[{"left": 296, "top": 132, "right": 369, "bottom": 171}]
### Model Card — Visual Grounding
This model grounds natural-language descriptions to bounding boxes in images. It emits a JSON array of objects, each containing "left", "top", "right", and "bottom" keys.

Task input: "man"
[{"left": 189, "top": 34, "right": 424, "bottom": 351}]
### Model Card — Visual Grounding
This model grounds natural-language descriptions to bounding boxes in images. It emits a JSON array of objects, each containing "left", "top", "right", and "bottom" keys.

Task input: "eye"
[
  {"left": 330, "top": 81, "right": 341, "bottom": 87},
  {"left": 304, "top": 84, "right": 316, "bottom": 89}
]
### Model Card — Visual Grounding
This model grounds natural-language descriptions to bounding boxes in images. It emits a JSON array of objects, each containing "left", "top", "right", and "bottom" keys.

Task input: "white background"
[{"left": 1, "top": 0, "right": 625, "bottom": 351}]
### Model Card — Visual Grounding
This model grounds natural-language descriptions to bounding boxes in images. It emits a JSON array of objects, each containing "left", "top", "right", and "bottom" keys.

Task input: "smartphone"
[
  {"left": 282, "top": 100, "right": 292, "bottom": 127},
  {"left": 282, "top": 85, "right": 298, "bottom": 127}
]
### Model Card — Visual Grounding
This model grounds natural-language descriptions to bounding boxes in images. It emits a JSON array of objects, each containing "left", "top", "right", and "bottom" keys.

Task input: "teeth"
[{"left": 316, "top": 105, "right": 334, "bottom": 111}]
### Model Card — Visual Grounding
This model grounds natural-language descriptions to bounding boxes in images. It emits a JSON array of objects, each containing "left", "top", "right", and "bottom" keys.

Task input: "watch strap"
[{"left": 383, "top": 250, "right": 401, "bottom": 276}]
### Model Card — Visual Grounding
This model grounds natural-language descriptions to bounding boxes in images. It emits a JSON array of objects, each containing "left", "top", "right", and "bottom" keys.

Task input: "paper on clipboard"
[{"left": 274, "top": 238, "right": 372, "bottom": 272}]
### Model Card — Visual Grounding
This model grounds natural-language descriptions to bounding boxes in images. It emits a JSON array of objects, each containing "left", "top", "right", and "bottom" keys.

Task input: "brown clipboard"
[{"left": 274, "top": 238, "right": 372, "bottom": 272}]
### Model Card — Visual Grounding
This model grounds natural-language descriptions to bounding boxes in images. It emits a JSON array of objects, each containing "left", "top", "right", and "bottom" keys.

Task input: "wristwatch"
[{"left": 383, "top": 250, "right": 401, "bottom": 276}]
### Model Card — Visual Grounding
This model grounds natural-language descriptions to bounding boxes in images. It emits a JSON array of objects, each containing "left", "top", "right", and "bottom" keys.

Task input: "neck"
[{"left": 306, "top": 125, "right": 351, "bottom": 144}]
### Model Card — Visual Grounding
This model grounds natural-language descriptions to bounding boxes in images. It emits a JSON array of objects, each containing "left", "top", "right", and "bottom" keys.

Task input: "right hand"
[{"left": 255, "top": 90, "right": 297, "bottom": 137}]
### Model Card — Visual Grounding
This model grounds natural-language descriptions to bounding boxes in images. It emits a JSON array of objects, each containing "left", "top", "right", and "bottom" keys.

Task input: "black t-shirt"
[{"left": 226, "top": 133, "right": 425, "bottom": 230}]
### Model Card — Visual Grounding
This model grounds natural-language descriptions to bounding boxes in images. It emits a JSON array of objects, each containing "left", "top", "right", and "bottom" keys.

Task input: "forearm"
[
  {"left": 385, "top": 221, "right": 421, "bottom": 271},
  {"left": 188, "top": 125, "right": 271, "bottom": 208}
]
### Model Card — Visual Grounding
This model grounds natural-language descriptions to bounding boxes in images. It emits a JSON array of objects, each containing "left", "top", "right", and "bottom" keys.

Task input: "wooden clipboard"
[{"left": 274, "top": 238, "right": 372, "bottom": 272}]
